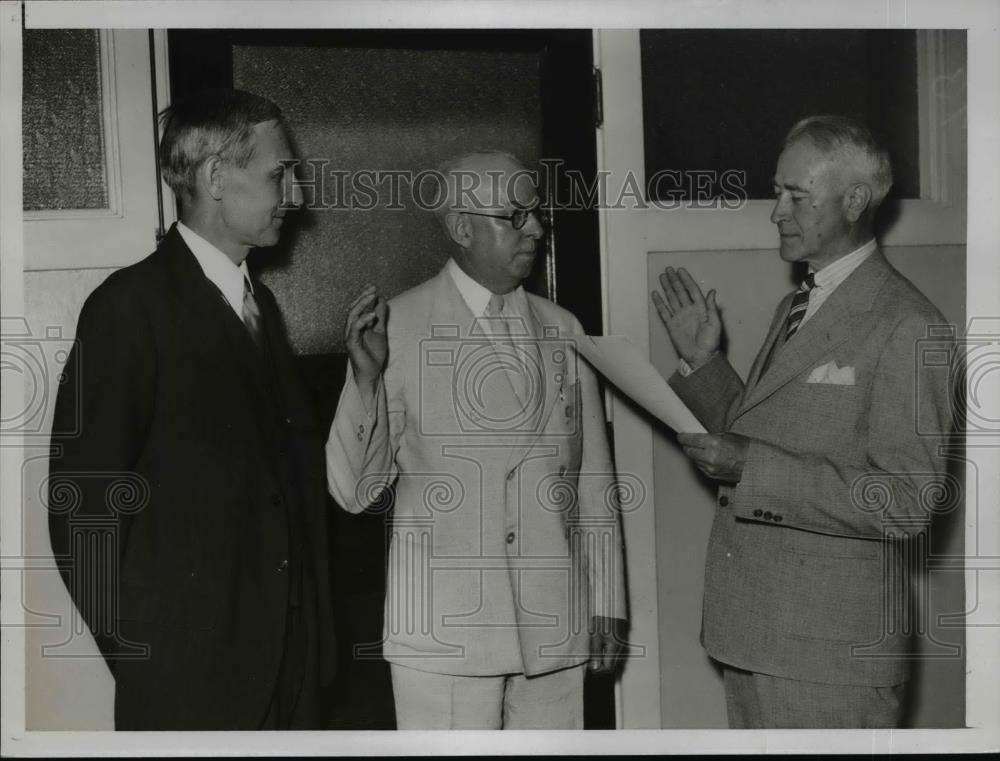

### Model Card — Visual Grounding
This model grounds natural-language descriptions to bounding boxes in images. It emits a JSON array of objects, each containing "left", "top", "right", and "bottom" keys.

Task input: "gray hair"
[
  {"left": 783, "top": 115, "right": 893, "bottom": 211},
  {"left": 432, "top": 150, "right": 529, "bottom": 226},
  {"left": 159, "top": 89, "right": 284, "bottom": 203}
]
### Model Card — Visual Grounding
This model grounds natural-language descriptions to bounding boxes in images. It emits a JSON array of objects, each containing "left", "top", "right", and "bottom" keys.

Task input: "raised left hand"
[
  {"left": 589, "top": 615, "right": 627, "bottom": 674},
  {"left": 675, "top": 432, "right": 749, "bottom": 483}
]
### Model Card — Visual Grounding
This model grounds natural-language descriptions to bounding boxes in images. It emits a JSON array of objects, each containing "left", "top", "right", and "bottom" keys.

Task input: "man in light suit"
[
  {"left": 325, "top": 151, "right": 627, "bottom": 729},
  {"left": 48, "top": 89, "right": 336, "bottom": 729},
  {"left": 652, "top": 116, "right": 953, "bottom": 727}
]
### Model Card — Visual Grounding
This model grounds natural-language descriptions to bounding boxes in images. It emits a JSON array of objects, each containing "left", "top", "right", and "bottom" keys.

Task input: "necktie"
[
  {"left": 485, "top": 293, "right": 528, "bottom": 404},
  {"left": 784, "top": 273, "right": 816, "bottom": 341},
  {"left": 242, "top": 276, "right": 264, "bottom": 348}
]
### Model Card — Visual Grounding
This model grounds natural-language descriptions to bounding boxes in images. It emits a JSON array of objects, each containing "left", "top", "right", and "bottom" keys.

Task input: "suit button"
[
  {"left": 774, "top": 514, "right": 783, "bottom": 522},
  {"left": 752, "top": 509, "right": 763, "bottom": 518},
  {"left": 506, "top": 532, "right": 515, "bottom": 544},
  {"left": 763, "top": 511, "right": 773, "bottom": 520},
  {"left": 277, "top": 559, "right": 289, "bottom": 571},
  {"left": 719, "top": 496, "right": 729, "bottom": 507}
]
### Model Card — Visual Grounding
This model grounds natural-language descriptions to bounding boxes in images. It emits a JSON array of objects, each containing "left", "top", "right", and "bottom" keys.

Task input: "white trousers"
[{"left": 390, "top": 662, "right": 586, "bottom": 729}]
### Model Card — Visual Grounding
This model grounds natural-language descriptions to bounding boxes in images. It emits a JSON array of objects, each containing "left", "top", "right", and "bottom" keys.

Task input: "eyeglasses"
[{"left": 461, "top": 204, "right": 544, "bottom": 230}]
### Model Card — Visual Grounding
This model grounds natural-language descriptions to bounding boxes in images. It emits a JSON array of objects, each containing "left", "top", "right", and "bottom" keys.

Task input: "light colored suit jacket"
[
  {"left": 670, "top": 250, "right": 953, "bottom": 686},
  {"left": 326, "top": 266, "right": 626, "bottom": 677}
]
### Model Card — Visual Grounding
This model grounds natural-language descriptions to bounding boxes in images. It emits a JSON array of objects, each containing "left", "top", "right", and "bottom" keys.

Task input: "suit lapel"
[
  {"left": 160, "top": 226, "right": 273, "bottom": 418},
  {"left": 503, "top": 298, "right": 562, "bottom": 474},
  {"left": 734, "top": 249, "right": 892, "bottom": 421},
  {"left": 744, "top": 291, "right": 795, "bottom": 393}
]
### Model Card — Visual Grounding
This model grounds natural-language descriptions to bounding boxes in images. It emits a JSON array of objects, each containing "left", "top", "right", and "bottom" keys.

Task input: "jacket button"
[
  {"left": 277, "top": 559, "right": 289, "bottom": 571},
  {"left": 752, "top": 509, "right": 763, "bottom": 518},
  {"left": 763, "top": 511, "right": 773, "bottom": 520},
  {"left": 719, "top": 496, "right": 729, "bottom": 507},
  {"left": 506, "top": 532, "right": 515, "bottom": 544},
  {"left": 774, "top": 514, "right": 783, "bottom": 522}
]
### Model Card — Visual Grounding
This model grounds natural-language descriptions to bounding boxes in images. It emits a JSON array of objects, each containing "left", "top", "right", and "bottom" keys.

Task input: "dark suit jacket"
[
  {"left": 670, "top": 250, "right": 953, "bottom": 686},
  {"left": 47, "top": 225, "right": 336, "bottom": 729}
]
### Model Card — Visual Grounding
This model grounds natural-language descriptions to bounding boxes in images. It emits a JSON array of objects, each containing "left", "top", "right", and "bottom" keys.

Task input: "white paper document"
[{"left": 575, "top": 334, "right": 707, "bottom": 434}]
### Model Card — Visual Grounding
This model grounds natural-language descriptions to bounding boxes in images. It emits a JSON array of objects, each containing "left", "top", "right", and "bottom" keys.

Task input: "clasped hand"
[{"left": 676, "top": 432, "right": 749, "bottom": 483}]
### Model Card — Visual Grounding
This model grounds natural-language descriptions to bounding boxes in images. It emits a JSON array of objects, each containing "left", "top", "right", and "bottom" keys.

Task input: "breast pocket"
[{"left": 783, "top": 381, "right": 866, "bottom": 450}]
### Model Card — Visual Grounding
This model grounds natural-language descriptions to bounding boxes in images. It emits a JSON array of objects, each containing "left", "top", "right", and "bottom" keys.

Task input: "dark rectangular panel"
[{"left": 640, "top": 30, "right": 920, "bottom": 201}]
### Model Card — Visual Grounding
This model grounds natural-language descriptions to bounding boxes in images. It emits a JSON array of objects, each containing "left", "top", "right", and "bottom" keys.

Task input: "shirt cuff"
[{"left": 677, "top": 352, "right": 717, "bottom": 377}]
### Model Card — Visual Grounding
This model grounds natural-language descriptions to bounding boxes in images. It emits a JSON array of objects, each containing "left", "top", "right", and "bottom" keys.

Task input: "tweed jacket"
[{"left": 670, "top": 250, "right": 953, "bottom": 686}]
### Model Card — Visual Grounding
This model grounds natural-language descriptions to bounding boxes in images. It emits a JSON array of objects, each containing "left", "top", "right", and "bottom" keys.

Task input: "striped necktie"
[{"left": 784, "top": 273, "right": 816, "bottom": 340}]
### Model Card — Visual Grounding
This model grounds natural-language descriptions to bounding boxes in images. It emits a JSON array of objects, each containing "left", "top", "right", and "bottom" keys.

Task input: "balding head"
[
  {"left": 433, "top": 151, "right": 544, "bottom": 294},
  {"left": 434, "top": 151, "right": 537, "bottom": 227}
]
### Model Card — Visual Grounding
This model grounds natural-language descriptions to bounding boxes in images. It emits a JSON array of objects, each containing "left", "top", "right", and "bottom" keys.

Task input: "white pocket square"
[{"left": 807, "top": 361, "right": 855, "bottom": 385}]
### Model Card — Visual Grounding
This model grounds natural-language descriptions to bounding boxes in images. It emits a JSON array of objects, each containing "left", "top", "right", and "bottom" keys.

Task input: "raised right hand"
[
  {"left": 345, "top": 284, "right": 388, "bottom": 396},
  {"left": 651, "top": 267, "right": 721, "bottom": 368}
]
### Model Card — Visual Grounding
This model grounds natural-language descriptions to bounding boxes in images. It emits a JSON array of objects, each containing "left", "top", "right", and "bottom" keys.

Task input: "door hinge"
[{"left": 593, "top": 66, "right": 604, "bottom": 130}]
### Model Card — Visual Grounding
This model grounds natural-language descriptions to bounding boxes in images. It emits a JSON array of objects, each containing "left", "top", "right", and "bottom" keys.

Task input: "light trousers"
[{"left": 390, "top": 662, "right": 586, "bottom": 729}]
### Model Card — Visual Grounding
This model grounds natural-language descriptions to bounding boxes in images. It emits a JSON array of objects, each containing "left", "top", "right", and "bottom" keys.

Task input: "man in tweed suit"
[
  {"left": 326, "top": 152, "right": 626, "bottom": 728},
  {"left": 651, "top": 116, "right": 952, "bottom": 727}
]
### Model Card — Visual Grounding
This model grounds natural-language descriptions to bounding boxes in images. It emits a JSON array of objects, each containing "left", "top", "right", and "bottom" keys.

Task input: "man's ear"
[
  {"left": 843, "top": 182, "right": 873, "bottom": 223},
  {"left": 444, "top": 212, "right": 473, "bottom": 249},
  {"left": 197, "top": 155, "right": 225, "bottom": 202}
]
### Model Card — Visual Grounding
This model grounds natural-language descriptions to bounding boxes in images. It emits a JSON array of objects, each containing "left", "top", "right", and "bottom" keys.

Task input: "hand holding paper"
[{"left": 575, "top": 334, "right": 706, "bottom": 434}]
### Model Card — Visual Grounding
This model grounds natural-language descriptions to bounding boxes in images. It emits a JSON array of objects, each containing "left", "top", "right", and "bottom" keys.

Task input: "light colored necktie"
[
  {"left": 485, "top": 292, "right": 528, "bottom": 403},
  {"left": 242, "top": 277, "right": 264, "bottom": 348}
]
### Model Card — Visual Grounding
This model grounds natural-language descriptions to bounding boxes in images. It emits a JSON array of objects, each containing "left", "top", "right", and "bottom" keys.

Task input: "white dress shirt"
[
  {"left": 800, "top": 237, "right": 877, "bottom": 325},
  {"left": 446, "top": 257, "right": 531, "bottom": 324},
  {"left": 176, "top": 221, "right": 253, "bottom": 322}
]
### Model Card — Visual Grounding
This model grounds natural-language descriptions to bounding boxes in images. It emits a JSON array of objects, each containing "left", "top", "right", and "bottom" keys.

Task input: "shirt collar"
[
  {"left": 177, "top": 222, "right": 252, "bottom": 315},
  {"left": 446, "top": 257, "right": 525, "bottom": 317},
  {"left": 810, "top": 238, "right": 877, "bottom": 289}
]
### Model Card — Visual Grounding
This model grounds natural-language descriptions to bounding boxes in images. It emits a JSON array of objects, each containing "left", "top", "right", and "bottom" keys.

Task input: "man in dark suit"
[
  {"left": 651, "top": 115, "right": 953, "bottom": 727},
  {"left": 47, "top": 89, "right": 335, "bottom": 730}
]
